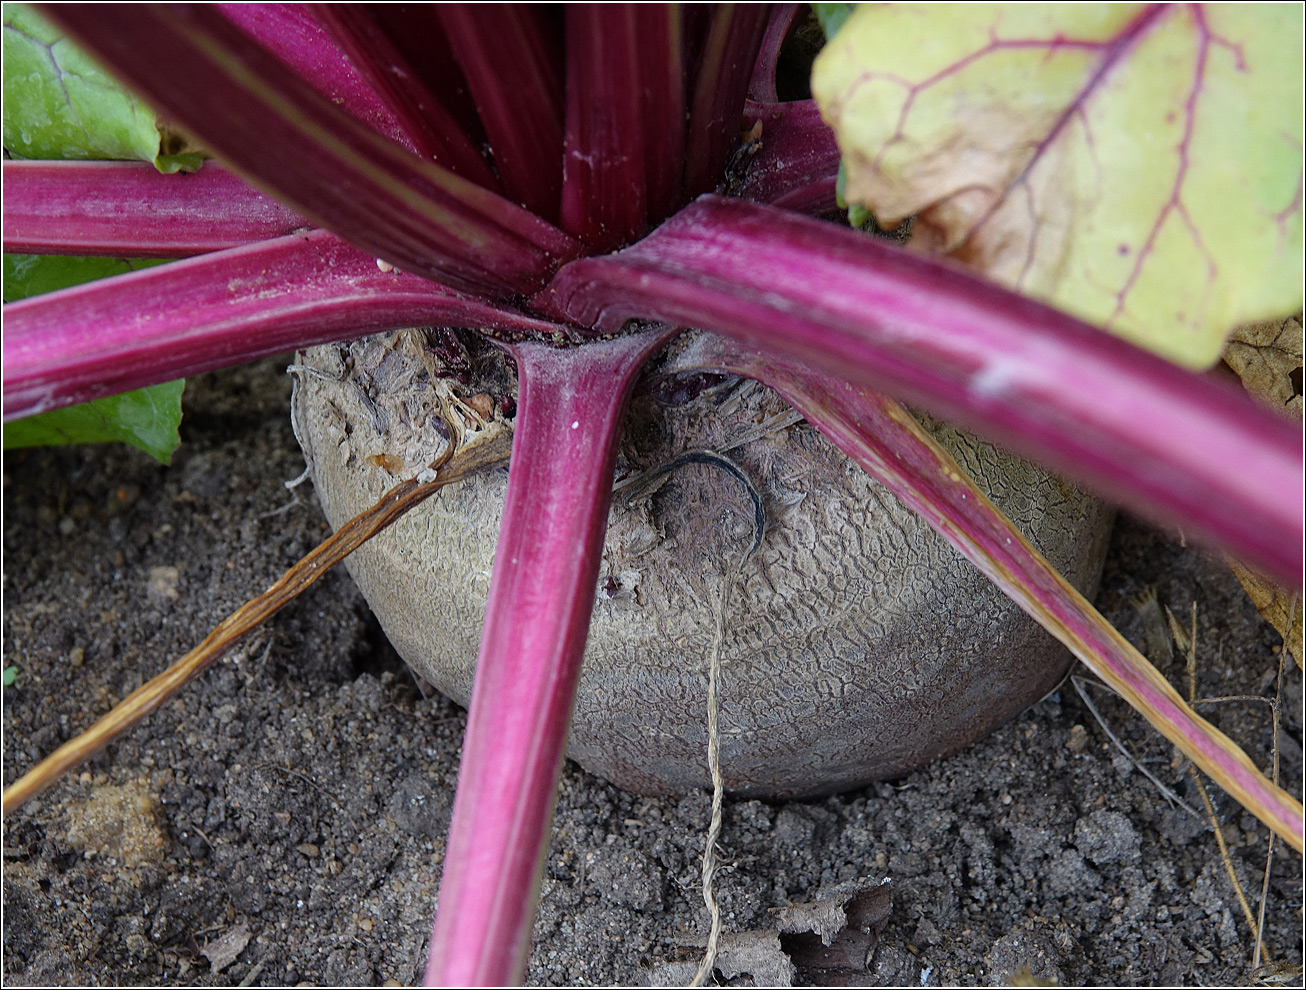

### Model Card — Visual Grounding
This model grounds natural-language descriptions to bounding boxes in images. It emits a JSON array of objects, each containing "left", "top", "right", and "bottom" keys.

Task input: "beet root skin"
[{"left": 293, "top": 332, "right": 1113, "bottom": 798}]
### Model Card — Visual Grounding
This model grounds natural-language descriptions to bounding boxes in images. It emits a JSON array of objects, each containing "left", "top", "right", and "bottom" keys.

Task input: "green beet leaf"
[
  {"left": 3, "top": 3, "right": 193, "bottom": 463},
  {"left": 2, "top": 2, "right": 203, "bottom": 172},
  {"left": 812, "top": 4, "right": 856, "bottom": 41},
  {"left": 2, "top": 253, "right": 166, "bottom": 302},
  {"left": 812, "top": 4, "right": 1304, "bottom": 369},
  {"left": 3, "top": 254, "right": 184, "bottom": 464},
  {"left": 3, "top": 381, "right": 186, "bottom": 465}
]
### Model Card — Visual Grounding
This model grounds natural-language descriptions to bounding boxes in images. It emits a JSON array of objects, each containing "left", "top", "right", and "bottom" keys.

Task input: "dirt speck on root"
[{"left": 3, "top": 357, "right": 1301, "bottom": 987}]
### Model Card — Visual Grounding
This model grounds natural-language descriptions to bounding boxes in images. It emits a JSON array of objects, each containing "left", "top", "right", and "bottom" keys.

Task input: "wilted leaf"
[
  {"left": 1226, "top": 556, "right": 1303, "bottom": 670},
  {"left": 2, "top": 2, "right": 203, "bottom": 171},
  {"left": 714, "top": 931, "right": 797, "bottom": 987},
  {"left": 1219, "top": 313, "right": 1302, "bottom": 661},
  {"left": 199, "top": 922, "right": 250, "bottom": 974},
  {"left": 2, "top": 254, "right": 183, "bottom": 463},
  {"left": 812, "top": 5, "right": 1303, "bottom": 369},
  {"left": 1223, "top": 314, "right": 1303, "bottom": 418},
  {"left": 649, "top": 931, "right": 796, "bottom": 988},
  {"left": 775, "top": 878, "right": 892, "bottom": 981}
]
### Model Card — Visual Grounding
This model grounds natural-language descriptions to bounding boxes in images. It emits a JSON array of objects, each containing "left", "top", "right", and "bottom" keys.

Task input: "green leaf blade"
[
  {"left": 2, "top": 252, "right": 166, "bottom": 302},
  {"left": 2, "top": 2, "right": 201, "bottom": 171},
  {"left": 3, "top": 380, "right": 185, "bottom": 463},
  {"left": 812, "top": 4, "right": 856, "bottom": 41},
  {"left": 3, "top": 253, "right": 183, "bottom": 463}
]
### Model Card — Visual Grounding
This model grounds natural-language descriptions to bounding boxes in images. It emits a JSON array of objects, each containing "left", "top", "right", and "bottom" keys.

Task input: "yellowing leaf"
[{"left": 812, "top": 4, "right": 1304, "bottom": 369}]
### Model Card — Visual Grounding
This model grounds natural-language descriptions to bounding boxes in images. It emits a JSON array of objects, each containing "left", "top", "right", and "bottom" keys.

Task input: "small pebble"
[
  {"left": 147, "top": 566, "right": 180, "bottom": 603},
  {"left": 1067, "top": 724, "right": 1088, "bottom": 753}
]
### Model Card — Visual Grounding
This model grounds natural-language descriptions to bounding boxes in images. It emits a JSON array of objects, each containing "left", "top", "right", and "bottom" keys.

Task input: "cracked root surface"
[{"left": 293, "top": 332, "right": 1114, "bottom": 797}]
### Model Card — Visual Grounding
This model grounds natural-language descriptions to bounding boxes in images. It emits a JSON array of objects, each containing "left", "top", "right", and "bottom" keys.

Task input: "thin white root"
[{"left": 689, "top": 556, "right": 736, "bottom": 989}]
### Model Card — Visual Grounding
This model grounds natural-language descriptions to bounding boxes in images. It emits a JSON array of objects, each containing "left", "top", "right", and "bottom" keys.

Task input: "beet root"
[{"left": 292, "top": 331, "right": 1113, "bottom": 798}]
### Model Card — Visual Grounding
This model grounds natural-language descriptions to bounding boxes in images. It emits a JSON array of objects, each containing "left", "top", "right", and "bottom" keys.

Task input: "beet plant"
[{"left": 2, "top": 4, "right": 1301, "bottom": 985}]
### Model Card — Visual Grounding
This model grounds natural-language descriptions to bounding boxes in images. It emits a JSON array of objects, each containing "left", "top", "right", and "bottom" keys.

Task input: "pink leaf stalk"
[
  {"left": 45, "top": 4, "right": 579, "bottom": 296},
  {"left": 545, "top": 195, "right": 1303, "bottom": 588},
  {"left": 559, "top": 6, "right": 649, "bottom": 250},
  {"left": 215, "top": 3, "right": 421, "bottom": 156},
  {"left": 747, "top": 4, "right": 803, "bottom": 103},
  {"left": 683, "top": 6, "right": 770, "bottom": 199},
  {"left": 312, "top": 6, "right": 502, "bottom": 190},
  {"left": 637, "top": 5, "right": 689, "bottom": 225},
  {"left": 737, "top": 99, "right": 841, "bottom": 213},
  {"left": 426, "top": 328, "right": 676, "bottom": 986},
  {"left": 437, "top": 6, "right": 565, "bottom": 221},
  {"left": 2, "top": 160, "right": 307, "bottom": 257},
  {"left": 2, "top": 230, "right": 569, "bottom": 420},
  {"left": 673, "top": 332, "right": 1304, "bottom": 851},
  {"left": 365, "top": 6, "right": 491, "bottom": 155}
]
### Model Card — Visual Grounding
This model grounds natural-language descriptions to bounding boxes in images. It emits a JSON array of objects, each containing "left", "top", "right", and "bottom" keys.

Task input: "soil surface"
[{"left": 3, "top": 357, "right": 1302, "bottom": 987}]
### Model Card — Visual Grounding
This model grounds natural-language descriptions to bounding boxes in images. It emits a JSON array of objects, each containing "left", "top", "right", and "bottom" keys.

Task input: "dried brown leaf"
[
  {"left": 1221, "top": 315, "right": 1301, "bottom": 668},
  {"left": 775, "top": 878, "right": 893, "bottom": 982},
  {"left": 1225, "top": 556, "right": 1303, "bottom": 670},
  {"left": 200, "top": 922, "right": 250, "bottom": 974},
  {"left": 1223, "top": 314, "right": 1303, "bottom": 419}
]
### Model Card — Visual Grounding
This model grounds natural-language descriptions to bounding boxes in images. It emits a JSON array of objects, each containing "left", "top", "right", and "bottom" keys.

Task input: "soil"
[{"left": 3, "top": 356, "right": 1302, "bottom": 988}]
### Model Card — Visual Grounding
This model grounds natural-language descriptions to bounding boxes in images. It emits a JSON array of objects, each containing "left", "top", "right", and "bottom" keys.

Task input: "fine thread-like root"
[
  {"left": 1, "top": 425, "right": 511, "bottom": 817},
  {"left": 1160, "top": 597, "right": 1292, "bottom": 976},
  {"left": 1172, "top": 602, "right": 1263, "bottom": 954},
  {"left": 685, "top": 450, "right": 765, "bottom": 988},
  {"left": 285, "top": 363, "right": 315, "bottom": 490},
  {"left": 1116, "top": 589, "right": 1293, "bottom": 976},
  {"left": 1187, "top": 764, "right": 1260, "bottom": 947},
  {"left": 1253, "top": 638, "right": 1289, "bottom": 974},
  {"left": 689, "top": 552, "right": 736, "bottom": 989},
  {"left": 1250, "top": 595, "right": 1296, "bottom": 979},
  {"left": 1071, "top": 677, "right": 1204, "bottom": 822}
]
